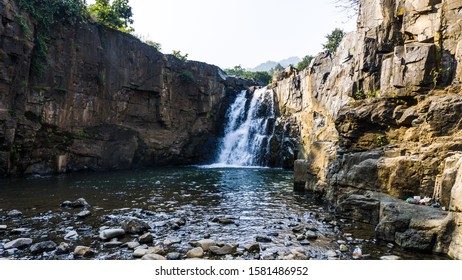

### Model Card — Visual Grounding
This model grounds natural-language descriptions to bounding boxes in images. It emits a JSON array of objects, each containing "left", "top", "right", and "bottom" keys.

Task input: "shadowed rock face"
[
  {"left": 274, "top": 0, "right": 462, "bottom": 258},
  {"left": 0, "top": 0, "right": 253, "bottom": 175}
]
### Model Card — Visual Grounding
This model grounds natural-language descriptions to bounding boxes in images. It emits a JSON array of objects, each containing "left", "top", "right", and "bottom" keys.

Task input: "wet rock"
[
  {"left": 133, "top": 248, "right": 149, "bottom": 258},
  {"left": 74, "top": 246, "right": 95, "bottom": 257},
  {"left": 209, "top": 244, "right": 237, "bottom": 255},
  {"left": 76, "top": 210, "right": 91, "bottom": 218},
  {"left": 166, "top": 252, "right": 181, "bottom": 260},
  {"left": 0, "top": 225, "right": 7, "bottom": 230},
  {"left": 172, "top": 217, "right": 186, "bottom": 226},
  {"left": 104, "top": 240, "right": 123, "bottom": 248},
  {"left": 216, "top": 218, "right": 235, "bottom": 225},
  {"left": 125, "top": 241, "right": 140, "bottom": 249},
  {"left": 296, "top": 235, "right": 305, "bottom": 241},
  {"left": 138, "top": 233, "right": 153, "bottom": 244},
  {"left": 142, "top": 254, "right": 166, "bottom": 260},
  {"left": 256, "top": 236, "right": 272, "bottom": 243},
  {"left": 305, "top": 230, "right": 318, "bottom": 240},
  {"left": 99, "top": 229, "right": 125, "bottom": 240},
  {"left": 326, "top": 250, "right": 338, "bottom": 258},
  {"left": 380, "top": 255, "right": 400, "bottom": 260},
  {"left": 121, "top": 219, "right": 150, "bottom": 234},
  {"left": 163, "top": 239, "right": 181, "bottom": 246},
  {"left": 186, "top": 247, "right": 204, "bottom": 258},
  {"left": 11, "top": 228, "right": 30, "bottom": 234},
  {"left": 7, "top": 210, "right": 22, "bottom": 217},
  {"left": 300, "top": 241, "right": 311, "bottom": 246},
  {"left": 61, "top": 198, "right": 90, "bottom": 209},
  {"left": 4, "top": 238, "right": 33, "bottom": 249},
  {"left": 340, "top": 244, "right": 349, "bottom": 252},
  {"left": 244, "top": 243, "right": 260, "bottom": 252},
  {"left": 190, "top": 239, "right": 217, "bottom": 251},
  {"left": 133, "top": 245, "right": 165, "bottom": 258},
  {"left": 64, "top": 230, "right": 79, "bottom": 240},
  {"left": 56, "top": 242, "right": 70, "bottom": 255},
  {"left": 292, "top": 226, "right": 304, "bottom": 233},
  {"left": 30, "top": 241, "right": 57, "bottom": 255}
]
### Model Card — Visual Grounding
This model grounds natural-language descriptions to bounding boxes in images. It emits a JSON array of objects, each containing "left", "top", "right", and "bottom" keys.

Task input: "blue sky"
[{"left": 87, "top": 0, "right": 356, "bottom": 69}]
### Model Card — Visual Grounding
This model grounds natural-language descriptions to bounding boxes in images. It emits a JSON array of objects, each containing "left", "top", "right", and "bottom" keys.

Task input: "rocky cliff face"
[
  {"left": 273, "top": 0, "right": 462, "bottom": 259},
  {"left": 0, "top": 0, "right": 249, "bottom": 175}
]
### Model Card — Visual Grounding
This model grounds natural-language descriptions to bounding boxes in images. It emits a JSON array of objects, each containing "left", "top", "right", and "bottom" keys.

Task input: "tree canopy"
[
  {"left": 323, "top": 28, "right": 346, "bottom": 53},
  {"left": 296, "top": 55, "right": 314, "bottom": 71},
  {"left": 225, "top": 65, "right": 272, "bottom": 85},
  {"left": 88, "top": 0, "right": 134, "bottom": 32}
]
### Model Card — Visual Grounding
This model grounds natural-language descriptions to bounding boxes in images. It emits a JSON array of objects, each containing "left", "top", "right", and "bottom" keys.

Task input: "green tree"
[
  {"left": 145, "top": 40, "right": 162, "bottom": 51},
  {"left": 323, "top": 28, "right": 346, "bottom": 53},
  {"left": 224, "top": 66, "right": 272, "bottom": 85},
  {"left": 172, "top": 50, "right": 188, "bottom": 61},
  {"left": 296, "top": 55, "right": 314, "bottom": 71},
  {"left": 88, "top": 0, "right": 134, "bottom": 32}
]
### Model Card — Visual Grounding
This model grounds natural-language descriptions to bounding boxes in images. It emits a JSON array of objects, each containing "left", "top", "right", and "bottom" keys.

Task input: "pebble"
[
  {"left": 11, "top": 228, "right": 30, "bottom": 234},
  {"left": 64, "top": 231, "right": 79, "bottom": 240},
  {"left": 0, "top": 225, "right": 7, "bottom": 230},
  {"left": 217, "top": 218, "right": 235, "bottom": 225},
  {"left": 325, "top": 250, "right": 338, "bottom": 258},
  {"left": 190, "top": 239, "right": 216, "bottom": 251},
  {"left": 186, "top": 247, "right": 204, "bottom": 258},
  {"left": 104, "top": 240, "right": 123, "bottom": 248},
  {"left": 62, "top": 198, "right": 90, "bottom": 209},
  {"left": 209, "top": 244, "right": 237, "bottom": 255},
  {"left": 299, "top": 241, "right": 311, "bottom": 246},
  {"left": 166, "top": 252, "right": 181, "bottom": 260},
  {"left": 4, "top": 238, "right": 33, "bottom": 249},
  {"left": 380, "top": 255, "right": 401, "bottom": 260},
  {"left": 134, "top": 245, "right": 165, "bottom": 258},
  {"left": 73, "top": 246, "right": 95, "bottom": 257},
  {"left": 340, "top": 244, "right": 349, "bottom": 252},
  {"left": 305, "top": 230, "right": 318, "bottom": 240},
  {"left": 125, "top": 241, "right": 140, "bottom": 249},
  {"left": 138, "top": 233, "right": 153, "bottom": 244},
  {"left": 7, "top": 210, "right": 22, "bottom": 217},
  {"left": 296, "top": 235, "right": 305, "bottom": 241},
  {"left": 76, "top": 210, "right": 91, "bottom": 218},
  {"left": 121, "top": 219, "right": 150, "bottom": 234},
  {"left": 387, "top": 243, "right": 394, "bottom": 249},
  {"left": 30, "top": 241, "right": 57, "bottom": 255},
  {"left": 255, "top": 236, "right": 272, "bottom": 243},
  {"left": 56, "top": 242, "right": 70, "bottom": 255},
  {"left": 244, "top": 243, "right": 260, "bottom": 252},
  {"left": 141, "top": 254, "right": 166, "bottom": 260},
  {"left": 99, "top": 229, "right": 125, "bottom": 240},
  {"left": 163, "top": 239, "right": 181, "bottom": 246}
]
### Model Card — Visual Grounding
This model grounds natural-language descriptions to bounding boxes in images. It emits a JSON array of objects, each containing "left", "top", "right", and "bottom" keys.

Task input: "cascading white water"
[{"left": 214, "top": 87, "right": 276, "bottom": 167}]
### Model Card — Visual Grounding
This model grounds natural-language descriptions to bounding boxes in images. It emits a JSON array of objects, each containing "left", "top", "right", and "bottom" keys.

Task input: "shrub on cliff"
[
  {"left": 225, "top": 65, "right": 272, "bottom": 85},
  {"left": 323, "top": 28, "right": 346, "bottom": 53},
  {"left": 296, "top": 55, "right": 314, "bottom": 71},
  {"left": 87, "top": 0, "right": 134, "bottom": 33}
]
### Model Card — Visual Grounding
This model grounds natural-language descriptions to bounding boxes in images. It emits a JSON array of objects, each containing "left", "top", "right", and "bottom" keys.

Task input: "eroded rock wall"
[
  {"left": 0, "top": 0, "right": 247, "bottom": 175},
  {"left": 275, "top": 0, "right": 462, "bottom": 258}
]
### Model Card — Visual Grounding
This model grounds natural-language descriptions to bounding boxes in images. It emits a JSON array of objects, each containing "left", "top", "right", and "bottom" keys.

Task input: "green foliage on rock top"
[
  {"left": 323, "top": 28, "right": 346, "bottom": 53},
  {"left": 87, "top": 0, "right": 134, "bottom": 32},
  {"left": 296, "top": 55, "right": 314, "bottom": 71},
  {"left": 172, "top": 50, "right": 189, "bottom": 61},
  {"left": 225, "top": 65, "right": 272, "bottom": 85},
  {"left": 18, "top": 0, "right": 88, "bottom": 73}
]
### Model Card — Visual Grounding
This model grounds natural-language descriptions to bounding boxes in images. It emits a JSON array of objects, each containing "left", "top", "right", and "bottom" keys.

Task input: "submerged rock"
[
  {"left": 7, "top": 210, "right": 22, "bottom": 217},
  {"left": 121, "top": 219, "right": 150, "bottom": 234},
  {"left": 4, "top": 238, "right": 33, "bottom": 249},
  {"left": 30, "top": 241, "right": 57, "bottom": 255}
]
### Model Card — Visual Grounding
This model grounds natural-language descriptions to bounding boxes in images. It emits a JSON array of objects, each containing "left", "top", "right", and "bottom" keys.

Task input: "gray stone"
[
  {"left": 166, "top": 252, "right": 181, "bottom": 260},
  {"left": 209, "top": 244, "right": 237, "bottom": 255},
  {"left": 30, "top": 241, "right": 57, "bottom": 254},
  {"left": 125, "top": 241, "right": 140, "bottom": 249},
  {"left": 104, "top": 240, "right": 123, "bottom": 248},
  {"left": 121, "top": 219, "right": 150, "bottom": 234},
  {"left": 134, "top": 245, "right": 165, "bottom": 258},
  {"left": 326, "top": 250, "right": 338, "bottom": 258},
  {"left": 163, "top": 239, "right": 181, "bottom": 246},
  {"left": 56, "top": 242, "right": 70, "bottom": 255},
  {"left": 64, "top": 230, "right": 79, "bottom": 240},
  {"left": 0, "top": 225, "right": 6, "bottom": 230},
  {"left": 138, "top": 232, "right": 153, "bottom": 244},
  {"left": 11, "top": 228, "right": 30, "bottom": 234},
  {"left": 141, "top": 254, "right": 166, "bottom": 260},
  {"left": 62, "top": 198, "right": 90, "bottom": 209},
  {"left": 73, "top": 246, "right": 95, "bottom": 257},
  {"left": 190, "top": 239, "right": 217, "bottom": 251},
  {"left": 7, "top": 210, "right": 22, "bottom": 217},
  {"left": 340, "top": 244, "right": 349, "bottom": 252},
  {"left": 380, "top": 255, "right": 401, "bottom": 260},
  {"left": 99, "top": 228, "right": 125, "bottom": 240},
  {"left": 186, "top": 247, "right": 204, "bottom": 258},
  {"left": 244, "top": 243, "right": 260, "bottom": 252},
  {"left": 76, "top": 210, "right": 91, "bottom": 218},
  {"left": 4, "top": 238, "right": 33, "bottom": 249},
  {"left": 255, "top": 236, "right": 272, "bottom": 243},
  {"left": 305, "top": 230, "right": 318, "bottom": 240}
]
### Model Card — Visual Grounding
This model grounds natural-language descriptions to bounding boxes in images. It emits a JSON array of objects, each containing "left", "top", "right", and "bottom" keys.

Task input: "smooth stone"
[
  {"left": 73, "top": 246, "right": 95, "bottom": 257},
  {"left": 4, "top": 238, "right": 33, "bottom": 249},
  {"left": 7, "top": 210, "right": 22, "bottom": 217},
  {"left": 138, "top": 233, "right": 153, "bottom": 244},
  {"left": 296, "top": 235, "right": 305, "bottom": 241},
  {"left": 326, "top": 250, "right": 338, "bottom": 258},
  {"left": 172, "top": 217, "right": 186, "bottom": 226},
  {"left": 134, "top": 245, "right": 165, "bottom": 258},
  {"left": 305, "top": 230, "right": 318, "bottom": 240},
  {"left": 218, "top": 218, "right": 235, "bottom": 225},
  {"left": 255, "top": 236, "right": 272, "bottom": 243},
  {"left": 166, "top": 252, "right": 181, "bottom": 260},
  {"left": 104, "top": 240, "right": 123, "bottom": 248},
  {"left": 0, "top": 225, "right": 7, "bottom": 230},
  {"left": 186, "top": 247, "right": 204, "bottom": 258},
  {"left": 190, "top": 239, "right": 217, "bottom": 251},
  {"left": 292, "top": 226, "right": 304, "bottom": 232},
  {"left": 30, "top": 241, "right": 57, "bottom": 254},
  {"left": 337, "top": 240, "right": 346, "bottom": 244},
  {"left": 125, "top": 241, "right": 140, "bottom": 249},
  {"left": 300, "top": 241, "right": 311, "bottom": 246},
  {"left": 61, "top": 198, "right": 90, "bottom": 208},
  {"left": 209, "top": 244, "right": 237, "bottom": 255},
  {"left": 11, "top": 228, "right": 30, "bottom": 234},
  {"left": 380, "top": 255, "right": 401, "bottom": 260},
  {"left": 133, "top": 248, "right": 149, "bottom": 258},
  {"left": 99, "top": 229, "right": 125, "bottom": 240},
  {"left": 141, "top": 254, "right": 166, "bottom": 260},
  {"left": 340, "top": 244, "right": 349, "bottom": 252},
  {"left": 56, "top": 242, "right": 70, "bottom": 254},
  {"left": 121, "top": 219, "right": 150, "bottom": 234},
  {"left": 64, "top": 231, "right": 79, "bottom": 240},
  {"left": 76, "top": 210, "right": 91, "bottom": 218},
  {"left": 244, "top": 243, "right": 260, "bottom": 252},
  {"left": 163, "top": 239, "right": 181, "bottom": 246}
]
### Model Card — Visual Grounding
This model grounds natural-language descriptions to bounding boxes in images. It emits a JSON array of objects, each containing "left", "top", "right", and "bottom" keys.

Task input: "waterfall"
[{"left": 214, "top": 87, "right": 276, "bottom": 167}]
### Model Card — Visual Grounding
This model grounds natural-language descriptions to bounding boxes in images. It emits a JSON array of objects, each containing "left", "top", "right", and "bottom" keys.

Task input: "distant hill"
[{"left": 247, "top": 56, "right": 301, "bottom": 72}]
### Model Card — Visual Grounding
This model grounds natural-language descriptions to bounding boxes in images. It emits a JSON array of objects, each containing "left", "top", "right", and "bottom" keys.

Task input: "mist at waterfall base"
[{"left": 205, "top": 87, "right": 286, "bottom": 168}]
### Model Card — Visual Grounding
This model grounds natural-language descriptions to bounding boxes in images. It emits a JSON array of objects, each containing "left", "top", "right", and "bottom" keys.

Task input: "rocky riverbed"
[{"left": 0, "top": 167, "right": 448, "bottom": 260}]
